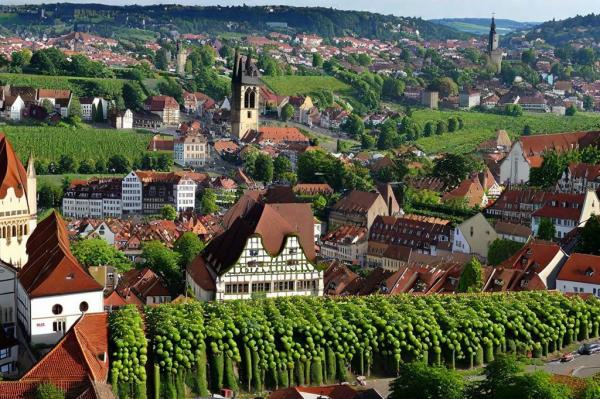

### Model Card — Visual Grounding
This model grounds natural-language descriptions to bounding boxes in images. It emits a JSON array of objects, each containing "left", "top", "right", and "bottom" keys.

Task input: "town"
[{"left": 1, "top": 2, "right": 600, "bottom": 399}]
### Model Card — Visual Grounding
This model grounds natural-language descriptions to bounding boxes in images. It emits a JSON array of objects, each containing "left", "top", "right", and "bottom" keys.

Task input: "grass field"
[
  {"left": 411, "top": 109, "right": 600, "bottom": 154},
  {"left": 1, "top": 125, "right": 153, "bottom": 164},
  {"left": 261, "top": 75, "right": 351, "bottom": 96},
  {"left": 37, "top": 173, "right": 124, "bottom": 187},
  {"left": 0, "top": 73, "right": 132, "bottom": 98}
]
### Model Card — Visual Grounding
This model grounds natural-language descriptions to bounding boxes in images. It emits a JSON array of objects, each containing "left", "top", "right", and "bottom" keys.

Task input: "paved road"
[{"left": 540, "top": 351, "right": 600, "bottom": 377}]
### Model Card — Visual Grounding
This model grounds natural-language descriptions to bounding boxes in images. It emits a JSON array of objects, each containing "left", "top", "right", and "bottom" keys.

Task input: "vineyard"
[
  {"left": 0, "top": 72, "right": 139, "bottom": 98},
  {"left": 109, "top": 292, "right": 600, "bottom": 398},
  {"left": 261, "top": 76, "right": 352, "bottom": 96},
  {"left": 2, "top": 125, "right": 153, "bottom": 164},
  {"left": 412, "top": 109, "right": 600, "bottom": 154}
]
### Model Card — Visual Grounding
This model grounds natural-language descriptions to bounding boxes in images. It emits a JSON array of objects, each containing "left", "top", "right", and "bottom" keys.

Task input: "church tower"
[
  {"left": 231, "top": 48, "right": 261, "bottom": 140},
  {"left": 0, "top": 134, "right": 37, "bottom": 268},
  {"left": 486, "top": 15, "right": 503, "bottom": 74},
  {"left": 176, "top": 41, "right": 187, "bottom": 76}
]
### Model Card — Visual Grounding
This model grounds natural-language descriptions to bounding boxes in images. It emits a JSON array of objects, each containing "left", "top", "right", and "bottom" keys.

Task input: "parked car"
[
  {"left": 578, "top": 343, "right": 600, "bottom": 355},
  {"left": 560, "top": 353, "right": 575, "bottom": 362}
]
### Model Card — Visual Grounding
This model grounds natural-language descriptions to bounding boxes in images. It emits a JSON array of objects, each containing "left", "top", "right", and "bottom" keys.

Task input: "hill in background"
[
  {"left": 430, "top": 18, "right": 539, "bottom": 35},
  {"left": 0, "top": 3, "right": 468, "bottom": 42},
  {"left": 521, "top": 13, "right": 600, "bottom": 46}
]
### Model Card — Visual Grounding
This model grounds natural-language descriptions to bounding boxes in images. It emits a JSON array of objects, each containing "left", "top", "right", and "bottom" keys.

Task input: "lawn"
[
  {"left": 37, "top": 173, "right": 124, "bottom": 187},
  {"left": 1, "top": 125, "right": 154, "bottom": 164},
  {"left": 261, "top": 75, "right": 351, "bottom": 96},
  {"left": 0, "top": 73, "right": 133, "bottom": 98},
  {"left": 411, "top": 109, "right": 600, "bottom": 154}
]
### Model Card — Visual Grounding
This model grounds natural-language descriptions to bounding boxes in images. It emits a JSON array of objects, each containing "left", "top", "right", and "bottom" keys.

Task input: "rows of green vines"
[{"left": 109, "top": 292, "right": 600, "bottom": 398}]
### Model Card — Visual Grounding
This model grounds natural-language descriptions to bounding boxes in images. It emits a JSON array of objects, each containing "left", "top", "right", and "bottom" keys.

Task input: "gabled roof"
[
  {"left": 519, "top": 131, "right": 600, "bottom": 167},
  {"left": 332, "top": 190, "right": 381, "bottom": 215},
  {"left": 18, "top": 211, "right": 103, "bottom": 298},
  {"left": 0, "top": 313, "right": 110, "bottom": 399},
  {"left": 557, "top": 253, "right": 600, "bottom": 285},
  {"left": 0, "top": 133, "right": 28, "bottom": 199},
  {"left": 116, "top": 267, "right": 170, "bottom": 302},
  {"left": 145, "top": 95, "right": 179, "bottom": 111},
  {"left": 190, "top": 201, "right": 315, "bottom": 280},
  {"left": 243, "top": 127, "right": 309, "bottom": 145}
]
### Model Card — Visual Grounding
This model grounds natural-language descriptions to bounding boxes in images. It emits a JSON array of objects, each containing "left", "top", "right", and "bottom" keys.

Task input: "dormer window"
[
  {"left": 66, "top": 273, "right": 75, "bottom": 280},
  {"left": 586, "top": 267, "right": 595, "bottom": 277}
]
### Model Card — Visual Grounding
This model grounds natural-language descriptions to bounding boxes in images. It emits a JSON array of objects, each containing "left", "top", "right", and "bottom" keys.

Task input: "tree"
[
  {"left": 521, "top": 48, "right": 537, "bottom": 65},
  {"left": 281, "top": 103, "right": 294, "bottom": 121},
  {"left": 537, "top": 217, "right": 556, "bottom": 240},
  {"left": 161, "top": 204, "right": 177, "bottom": 221},
  {"left": 58, "top": 154, "right": 76, "bottom": 173},
  {"left": 141, "top": 240, "right": 181, "bottom": 292},
  {"left": 488, "top": 239, "right": 524, "bottom": 266},
  {"left": 273, "top": 155, "right": 292, "bottom": 181},
  {"left": 447, "top": 117, "right": 458, "bottom": 132},
  {"left": 382, "top": 77, "right": 405, "bottom": 100},
  {"left": 505, "top": 104, "right": 523, "bottom": 117},
  {"left": 512, "top": 371, "right": 572, "bottom": 399},
  {"left": 361, "top": 133, "right": 375, "bottom": 149},
  {"left": 122, "top": 82, "right": 145, "bottom": 111},
  {"left": 201, "top": 189, "right": 218, "bottom": 214},
  {"left": 342, "top": 114, "right": 365, "bottom": 138},
  {"left": 30, "top": 50, "right": 57, "bottom": 75},
  {"left": 565, "top": 104, "right": 577, "bottom": 116},
  {"left": 107, "top": 154, "right": 130, "bottom": 173},
  {"left": 423, "top": 121, "right": 435, "bottom": 137},
  {"left": 312, "top": 52, "right": 323, "bottom": 68},
  {"left": 583, "top": 95, "right": 595, "bottom": 111},
  {"left": 577, "top": 214, "right": 600, "bottom": 255},
  {"left": 38, "top": 183, "right": 63, "bottom": 208},
  {"left": 254, "top": 153, "right": 274, "bottom": 182},
  {"left": 433, "top": 154, "right": 480, "bottom": 187},
  {"left": 95, "top": 159, "right": 106, "bottom": 173},
  {"left": 78, "top": 159, "right": 94, "bottom": 174},
  {"left": 68, "top": 96, "right": 82, "bottom": 120},
  {"left": 458, "top": 257, "right": 483, "bottom": 293},
  {"left": 523, "top": 125, "right": 532, "bottom": 136},
  {"left": 41, "top": 99, "right": 54, "bottom": 113},
  {"left": 36, "top": 383, "right": 65, "bottom": 399},
  {"left": 72, "top": 238, "right": 132, "bottom": 273},
  {"left": 389, "top": 362, "right": 464, "bottom": 399},
  {"left": 435, "top": 120, "right": 447, "bottom": 135},
  {"left": 377, "top": 122, "right": 397, "bottom": 150},
  {"left": 173, "top": 232, "right": 205, "bottom": 269},
  {"left": 430, "top": 77, "right": 458, "bottom": 98},
  {"left": 470, "top": 354, "right": 522, "bottom": 399},
  {"left": 155, "top": 48, "right": 169, "bottom": 70},
  {"left": 357, "top": 53, "right": 372, "bottom": 66}
]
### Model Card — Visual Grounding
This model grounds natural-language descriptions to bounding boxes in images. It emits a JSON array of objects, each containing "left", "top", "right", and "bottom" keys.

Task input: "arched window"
[
  {"left": 244, "top": 88, "right": 251, "bottom": 108},
  {"left": 0, "top": 226, "right": 4, "bottom": 238},
  {"left": 52, "top": 304, "right": 63, "bottom": 315},
  {"left": 79, "top": 301, "right": 89, "bottom": 312},
  {"left": 24, "top": 224, "right": 28, "bottom": 235},
  {"left": 11, "top": 225, "right": 16, "bottom": 237},
  {"left": 18, "top": 224, "right": 22, "bottom": 236},
  {"left": 249, "top": 89, "right": 256, "bottom": 108}
]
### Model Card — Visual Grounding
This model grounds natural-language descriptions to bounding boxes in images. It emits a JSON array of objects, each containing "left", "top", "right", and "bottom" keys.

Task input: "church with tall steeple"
[
  {"left": 230, "top": 49, "right": 261, "bottom": 140},
  {"left": 486, "top": 15, "right": 503, "bottom": 73},
  {"left": 0, "top": 133, "right": 37, "bottom": 268}
]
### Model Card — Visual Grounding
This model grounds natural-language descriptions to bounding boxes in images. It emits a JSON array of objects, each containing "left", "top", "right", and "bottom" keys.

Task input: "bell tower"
[
  {"left": 486, "top": 14, "right": 503, "bottom": 74},
  {"left": 231, "top": 48, "right": 261, "bottom": 140}
]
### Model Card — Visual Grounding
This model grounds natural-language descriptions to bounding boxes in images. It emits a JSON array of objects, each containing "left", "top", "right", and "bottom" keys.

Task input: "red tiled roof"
[
  {"left": 116, "top": 267, "right": 170, "bottom": 303},
  {"left": 18, "top": 211, "right": 103, "bottom": 298},
  {"left": 22, "top": 312, "right": 109, "bottom": 382},
  {"left": 557, "top": 253, "right": 600, "bottom": 285},
  {"left": 244, "top": 126, "right": 309, "bottom": 145},
  {"left": 332, "top": 190, "right": 381, "bottom": 214},
  {"left": 293, "top": 183, "right": 333, "bottom": 196},
  {"left": 322, "top": 225, "right": 367, "bottom": 244},
  {"left": 145, "top": 95, "right": 179, "bottom": 111},
  {"left": 0, "top": 133, "right": 29, "bottom": 199},
  {"left": 568, "top": 163, "right": 600, "bottom": 181},
  {"left": 269, "top": 385, "right": 361, "bottom": 399},
  {"left": 38, "top": 89, "right": 71, "bottom": 99},
  {"left": 520, "top": 131, "right": 600, "bottom": 166},
  {"left": 442, "top": 175, "right": 485, "bottom": 208}
]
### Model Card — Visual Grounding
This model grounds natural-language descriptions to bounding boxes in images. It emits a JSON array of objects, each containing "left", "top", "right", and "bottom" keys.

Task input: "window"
[
  {"left": 52, "top": 304, "right": 63, "bottom": 315},
  {"left": 0, "top": 347, "right": 10, "bottom": 360},
  {"left": 79, "top": 301, "right": 89, "bottom": 312},
  {"left": 251, "top": 282, "right": 271, "bottom": 293},
  {"left": 0, "top": 363, "right": 11, "bottom": 373},
  {"left": 53, "top": 321, "right": 66, "bottom": 332},
  {"left": 249, "top": 249, "right": 259, "bottom": 257},
  {"left": 275, "top": 281, "right": 294, "bottom": 291},
  {"left": 225, "top": 283, "right": 249, "bottom": 294}
]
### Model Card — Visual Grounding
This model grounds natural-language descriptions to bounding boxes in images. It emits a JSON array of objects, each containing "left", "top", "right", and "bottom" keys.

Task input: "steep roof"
[
  {"left": 519, "top": 131, "right": 600, "bottom": 167},
  {"left": 0, "top": 313, "right": 110, "bottom": 399},
  {"left": 18, "top": 211, "right": 103, "bottom": 298},
  {"left": 145, "top": 95, "right": 179, "bottom": 111},
  {"left": 116, "top": 267, "right": 170, "bottom": 302},
  {"left": 332, "top": 190, "right": 381, "bottom": 215},
  {"left": 0, "top": 133, "right": 28, "bottom": 199},
  {"left": 557, "top": 253, "right": 600, "bottom": 285},
  {"left": 190, "top": 201, "right": 315, "bottom": 280}
]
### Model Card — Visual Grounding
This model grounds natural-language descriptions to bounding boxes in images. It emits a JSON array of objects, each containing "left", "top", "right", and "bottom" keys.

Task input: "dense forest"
[
  {"left": 522, "top": 13, "right": 600, "bottom": 46},
  {"left": 1, "top": 3, "right": 467, "bottom": 41}
]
